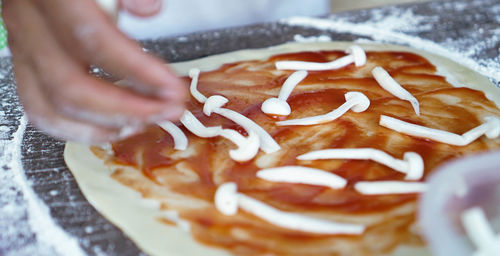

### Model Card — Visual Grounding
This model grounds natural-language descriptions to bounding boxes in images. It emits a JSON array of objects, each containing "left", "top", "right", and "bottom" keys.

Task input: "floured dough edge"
[{"left": 64, "top": 41, "right": 499, "bottom": 256}]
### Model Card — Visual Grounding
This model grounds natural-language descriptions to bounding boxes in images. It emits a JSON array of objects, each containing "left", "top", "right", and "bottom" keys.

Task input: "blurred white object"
[
  {"left": 95, "top": 0, "right": 118, "bottom": 17},
  {"left": 118, "top": 0, "right": 330, "bottom": 39},
  {"left": 419, "top": 150, "right": 500, "bottom": 256},
  {"left": 461, "top": 207, "right": 500, "bottom": 256}
]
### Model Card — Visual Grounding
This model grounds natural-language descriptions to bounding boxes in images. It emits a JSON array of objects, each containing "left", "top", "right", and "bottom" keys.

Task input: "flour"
[
  {"left": 293, "top": 34, "right": 332, "bottom": 42},
  {"left": 0, "top": 115, "right": 86, "bottom": 256},
  {"left": 281, "top": 4, "right": 500, "bottom": 86},
  {"left": 0, "top": 58, "right": 85, "bottom": 255}
]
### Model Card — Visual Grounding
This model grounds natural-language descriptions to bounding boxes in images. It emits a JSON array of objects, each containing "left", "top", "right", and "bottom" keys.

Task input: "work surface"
[{"left": 1, "top": 0, "right": 500, "bottom": 255}]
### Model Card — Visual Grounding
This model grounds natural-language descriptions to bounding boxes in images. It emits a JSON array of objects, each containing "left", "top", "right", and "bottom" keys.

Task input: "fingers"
[
  {"left": 34, "top": 0, "right": 186, "bottom": 103},
  {"left": 4, "top": 0, "right": 184, "bottom": 143},
  {"left": 11, "top": 46, "right": 122, "bottom": 144},
  {"left": 32, "top": 0, "right": 183, "bottom": 125},
  {"left": 47, "top": 72, "right": 185, "bottom": 128},
  {"left": 120, "top": 0, "right": 162, "bottom": 17}
]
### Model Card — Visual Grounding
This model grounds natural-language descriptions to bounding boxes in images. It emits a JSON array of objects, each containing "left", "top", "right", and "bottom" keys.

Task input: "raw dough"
[{"left": 65, "top": 42, "right": 500, "bottom": 256}]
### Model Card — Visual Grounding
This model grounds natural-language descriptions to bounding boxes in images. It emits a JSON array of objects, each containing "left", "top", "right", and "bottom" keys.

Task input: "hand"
[{"left": 3, "top": 0, "right": 188, "bottom": 144}]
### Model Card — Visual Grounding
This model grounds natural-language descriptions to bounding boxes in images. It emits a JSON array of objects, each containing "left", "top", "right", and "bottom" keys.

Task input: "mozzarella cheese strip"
[
  {"left": 180, "top": 110, "right": 258, "bottom": 161},
  {"left": 215, "top": 182, "right": 365, "bottom": 235},
  {"left": 461, "top": 207, "right": 500, "bottom": 255},
  {"left": 187, "top": 68, "right": 280, "bottom": 154},
  {"left": 256, "top": 166, "right": 347, "bottom": 189},
  {"left": 276, "top": 91, "right": 370, "bottom": 126},
  {"left": 189, "top": 68, "right": 207, "bottom": 103},
  {"left": 215, "top": 107, "right": 280, "bottom": 153},
  {"left": 157, "top": 121, "right": 188, "bottom": 150},
  {"left": 237, "top": 194, "right": 365, "bottom": 235},
  {"left": 354, "top": 181, "right": 427, "bottom": 195},
  {"left": 203, "top": 95, "right": 229, "bottom": 115},
  {"left": 298, "top": 149, "right": 424, "bottom": 180},
  {"left": 380, "top": 115, "right": 500, "bottom": 146},
  {"left": 204, "top": 95, "right": 281, "bottom": 153},
  {"left": 275, "top": 45, "right": 367, "bottom": 71},
  {"left": 278, "top": 70, "right": 308, "bottom": 101},
  {"left": 219, "top": 129, "right": 260, "bottom": 162},
  {"left": 215, "top": 182, "right": 239, "bottom": 215},
  {"left": 261, "top": 70, "right": 308, "bottom": 116},
  {"left": 372, "top": 66, "right": 420, "bottom": 116},
  {"left": 180, "top": 110, "right": 222, "bottom": 137}
]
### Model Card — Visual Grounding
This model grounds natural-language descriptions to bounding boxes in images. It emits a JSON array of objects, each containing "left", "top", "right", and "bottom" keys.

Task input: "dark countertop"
[{"left": 1, "top": 0, "right": 499, "bottom": 255}]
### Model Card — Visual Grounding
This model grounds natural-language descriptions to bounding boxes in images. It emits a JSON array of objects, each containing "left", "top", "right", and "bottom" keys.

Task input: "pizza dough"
[{"left": 64, "top": 42, "right": 500, "bottom": 256}]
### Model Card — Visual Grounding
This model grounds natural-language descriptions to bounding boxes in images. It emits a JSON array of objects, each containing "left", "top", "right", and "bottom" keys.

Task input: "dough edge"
[{"left": 64, "top": 41, "right": 499, "bottom": 256}]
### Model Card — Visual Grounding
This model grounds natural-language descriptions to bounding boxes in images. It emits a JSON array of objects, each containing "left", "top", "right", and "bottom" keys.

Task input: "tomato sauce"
[{"left": 109, "top": 50, "right": 500, "bottom": 255}]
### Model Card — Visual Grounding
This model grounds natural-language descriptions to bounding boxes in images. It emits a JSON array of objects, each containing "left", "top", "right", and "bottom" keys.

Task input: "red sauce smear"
[{"left": 109, "top": 50, "right": 500, "bottom": 255}]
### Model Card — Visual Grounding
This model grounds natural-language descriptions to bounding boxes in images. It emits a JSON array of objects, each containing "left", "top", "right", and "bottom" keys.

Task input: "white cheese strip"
[
  {"left": 180, "top": 110, "right": 258, "bottom": 161},
  {"left": 189, "top": 68, "right": 207, "bottom": 103},
  {"left": 275, "top": 45, "right": 366, "bottom": 71},
  {"left": 214, "top": 107, "right": 280, "bottom": 153},
  {"left": 256, "top": 166, "right": 347, "bottom": 189},
  {"left": 203, "top": 95, "right": 229, "bottom": 116},
  {"left": 345, "top": 45, "right": 367, "bottom": 67},
  {"left": 354, "top": 181, "right": 427, "bottom": 195},
  {"left": 260, "top": 98, "right": 291, "bottom": 117},
  {"left": 215, "top": 182, "right": 239, "bottom": 215},
  {"left": 219, "top": 129, "right": 260, "bottom": 162},
  {"left": 204, "top": 95, "right": 281, "bottom": 153},
  {"left": 156, "top": 121, "right": 188, "bottom": 150},
  {"left": 180, "top": 110, "right": 222, "bottom": 137},
  {"left": 237, "top": 194, "right": 365, "bottom": 235},
  {"left": 278, "top": 70, "right": 308, "bottom": 101},
  {"left": 214, "top": 182, "right": 365, "bottom": 235},
  {"left": 298, "top": 149, "right": 424, "bottom": 180},
  {"left": 372, "top": 66, "right": 420, "bottom": 115},
  {"left": 276, "top": 55, "right": 353, "bottom": 71},
  {"left": 261, "top": 70, "right": 308, "bottom": 116},
  {"left": 380, "top": 115, "right": 500, "bottom": 146},
  {"left": 276, "top": 91, "right": 370, "bottom": 126},
  {"left": 461, "top": 207, "right": 498, "bottom": 251}
]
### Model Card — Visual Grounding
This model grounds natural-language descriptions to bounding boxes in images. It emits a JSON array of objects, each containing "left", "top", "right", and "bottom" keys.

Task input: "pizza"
[{"left": 64, "top": 42, "right": 500, "bottom": 256}]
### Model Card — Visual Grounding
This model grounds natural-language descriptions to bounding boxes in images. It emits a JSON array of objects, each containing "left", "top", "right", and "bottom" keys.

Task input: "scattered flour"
[
  {"left": 0, "top": 115, "right": 86, "bottom": 256},
  {"left": 84, "top": 226, "right": 94, "bottom": 234},
  {"left": 293, "top": 34, "right": 332, "bottom": 42},
  {"left": 281, "top": 6, "right": 500, "bottom": 86}
]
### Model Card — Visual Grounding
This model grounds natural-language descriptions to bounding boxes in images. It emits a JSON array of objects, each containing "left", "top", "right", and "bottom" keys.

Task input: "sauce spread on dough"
[{"left": 109, "top": 50, "right": 500, "bottom": 255}]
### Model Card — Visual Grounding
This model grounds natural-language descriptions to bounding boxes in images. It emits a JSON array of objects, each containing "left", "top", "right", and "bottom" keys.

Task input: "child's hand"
[{"left": 3, "top": 0, "right": 187, "bottom": 144}]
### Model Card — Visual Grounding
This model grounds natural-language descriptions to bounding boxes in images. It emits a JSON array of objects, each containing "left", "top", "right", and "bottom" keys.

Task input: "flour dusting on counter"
[
  {"left": 11, "top": 116, "right": 86, "bottom": 256},
  {"left": 293, "top": 34, "right": 332, "bottom": 42},
  {"left": 0, "top": 58, "right": 86, "bottom": 255},
  {"left": 1, "top": 114, "right": 85, "bottom": 255},
  {"left": 281, "top": 2, "right": 500, "bottom": 85}
]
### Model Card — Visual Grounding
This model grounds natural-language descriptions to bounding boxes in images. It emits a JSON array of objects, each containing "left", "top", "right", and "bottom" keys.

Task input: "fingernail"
[{"left": 123, "top": 0, "right": 161, "bottom": 15}]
